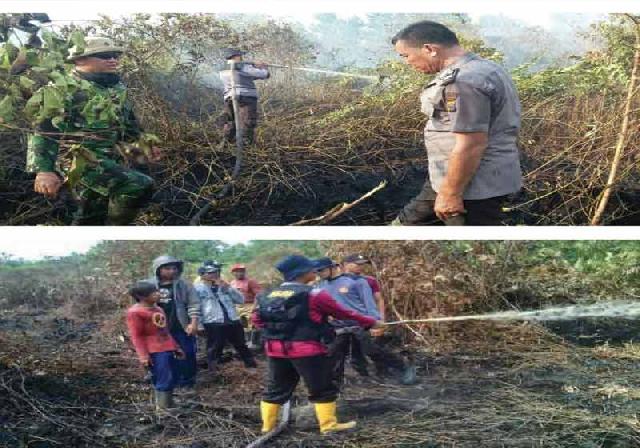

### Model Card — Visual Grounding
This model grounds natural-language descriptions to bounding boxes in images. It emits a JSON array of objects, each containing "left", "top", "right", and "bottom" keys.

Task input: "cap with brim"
[
  {"left": 224, "top": 48, "right": 245, "bottom": 60},
  {"left": 67, "top": 37, "right": 124, "bottom": 61},
  {"left": 313, "top": 257, "right": 338, "bottom": 271},
  {"left": 341, "top": 254, "right": 370, "bottom": 264},
  {"left": 231, "top": 263, "right": 246, "bottom": 272},
  {"left": 201, "top": 266, "right": 221, "bottom": 274},
  {"left": 276, "top": 255, "right": 316, "bottom": 282}
]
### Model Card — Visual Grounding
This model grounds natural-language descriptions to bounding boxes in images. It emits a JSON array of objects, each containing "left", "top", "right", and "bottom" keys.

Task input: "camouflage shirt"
[{"left": 26, "top": 70, "right": 140, "bottom": 173}]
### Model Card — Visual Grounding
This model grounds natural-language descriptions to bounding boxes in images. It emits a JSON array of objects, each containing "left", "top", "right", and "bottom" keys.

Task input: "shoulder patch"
[
  {"left": 436, "top": 67, "right": 459, "bottom": 86},
  {"left": 445, "top": 91, "right": 458, "bottom": 112}
]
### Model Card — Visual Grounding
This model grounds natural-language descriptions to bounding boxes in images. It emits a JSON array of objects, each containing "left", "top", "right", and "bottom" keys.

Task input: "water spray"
[
  {"left": 264, "top": 63, "right": 383, "bottom": 82},
  {"left": 383, "top": 301, "right": 640, "bottom": 326}
]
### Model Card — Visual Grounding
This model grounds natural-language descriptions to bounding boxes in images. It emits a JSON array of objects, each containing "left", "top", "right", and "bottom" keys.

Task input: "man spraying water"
[{"left": 219, "top": 49, "right": 270, "bottom": 147}]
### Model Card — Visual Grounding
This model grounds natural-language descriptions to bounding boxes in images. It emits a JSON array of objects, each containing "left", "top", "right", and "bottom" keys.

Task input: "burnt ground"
[
  {"left": 3, "top": 128, "right": 640, "bottom": 226},
  {"left": 2, "top": 306, "right": 640, "bottom": 448}
]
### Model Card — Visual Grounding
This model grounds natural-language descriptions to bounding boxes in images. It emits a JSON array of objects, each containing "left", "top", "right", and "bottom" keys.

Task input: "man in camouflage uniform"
[
  {"left": 26, "top": 36, "right": 154, "bottom": 225},
  {"left": 392, "top": 21, "right": 522, "bottom": 226}
]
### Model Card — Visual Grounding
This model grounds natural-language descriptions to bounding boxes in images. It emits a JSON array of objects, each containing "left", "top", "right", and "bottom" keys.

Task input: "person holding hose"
[
  {"left": 252, "top": 255, "right": 382, "bottom": 435},
  {"left": 219, "top": 49, "right": 270, "bottom": 146}
]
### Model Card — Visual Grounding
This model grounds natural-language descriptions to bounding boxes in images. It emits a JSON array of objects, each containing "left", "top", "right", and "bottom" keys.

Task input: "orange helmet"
[{"left": 231, "top": 263, "right": 246, "bottom": 272}]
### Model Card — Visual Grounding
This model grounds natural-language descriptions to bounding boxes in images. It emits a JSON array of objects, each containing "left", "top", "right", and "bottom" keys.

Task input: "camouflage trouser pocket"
[
  {"left": 74, "top": 160, "right": 154, "bottom": 225},
  {"left": 78, "top": 159, "right": 154, "bottom": 199}
]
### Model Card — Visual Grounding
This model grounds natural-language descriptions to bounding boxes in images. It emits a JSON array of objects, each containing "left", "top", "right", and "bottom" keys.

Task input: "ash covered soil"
[{"left": 2, "top": 307, "right": 640, "bottom": 448}]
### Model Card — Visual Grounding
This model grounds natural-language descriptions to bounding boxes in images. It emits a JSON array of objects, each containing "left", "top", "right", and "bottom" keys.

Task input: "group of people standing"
[
  {"left": 126, "top": 256, "right": 262, "bottom": 408},
  {"left": 126, "top": 252, "right": 413, "bottom": 435}
]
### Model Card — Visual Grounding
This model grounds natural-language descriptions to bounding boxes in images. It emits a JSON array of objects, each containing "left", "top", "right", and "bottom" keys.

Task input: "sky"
[
  {"left": 8, "top": 0, "right": 634, "bottom": 27},
  {"left": 0, "top": 238, "right": 250, "bottom": 260},
  {"left": 40, "top": 11, "right": 583, "bottom": 30},
  {"left": 0, "top": 239, "right": 103, "bottom": 260}
]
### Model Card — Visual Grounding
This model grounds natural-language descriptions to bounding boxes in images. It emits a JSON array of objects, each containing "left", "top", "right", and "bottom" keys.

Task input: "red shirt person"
[
  {"left": 252, "top": 285, "right": 376, "bottom": 358},
  {"left": 126, "top": 281, "right": 185, "bottom": 411},
  {"left": 127, "top": 303, "right": 179, "bottom": 364},
  {"left": 230, "top": 264, "right": 262, "bottom": 304}
]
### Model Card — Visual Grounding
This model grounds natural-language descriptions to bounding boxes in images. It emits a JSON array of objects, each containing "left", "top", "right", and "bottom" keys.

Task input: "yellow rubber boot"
[
  {"left": 314, "top": 401, "right": 356, "bottom": 434},
  {"left": 260, "top": 401, "right": 281, "bottom": 433}
]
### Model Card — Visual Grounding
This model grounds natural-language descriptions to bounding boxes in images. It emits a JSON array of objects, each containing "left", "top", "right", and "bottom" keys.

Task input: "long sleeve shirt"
[
  {"left": 26, "top": 71, "right": 140, "bottom": 173},
  {"left": 219, "top": 63, "right": 270, "bottom": 100},
  {"left": 195, "top": 283, "right": 244, "bottom": 324},
  {"left": 252, "top": 285, "right": 376, "bottom": 359},
  {"left": 126, "top": 304, "right": 178, "bottom": 363},
  {"left": 230, "top": 277, "right": 262, "bottom": 304},
  {"left": 318, "top": 275, "right": 381, "bottom": 324}
]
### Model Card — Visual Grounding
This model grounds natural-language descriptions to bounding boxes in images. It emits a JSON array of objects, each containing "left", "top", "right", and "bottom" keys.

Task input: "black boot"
[
  {"left": 207, "top": 348, "right": 218, "bottom": 374},
  {"left": 251, "top": 330, "right": 263, "bottom": 352},
  {"left": 242, "top": 351, "right": 257, "bottom": 368}
]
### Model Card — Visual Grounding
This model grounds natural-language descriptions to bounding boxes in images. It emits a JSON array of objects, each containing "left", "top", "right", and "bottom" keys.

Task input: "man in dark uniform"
[
  {"left": 392, "top": 21, "right": 522, "bottom": 226},
  {"left": 252, "top": 255, "right": 380, "bottom": 435}
]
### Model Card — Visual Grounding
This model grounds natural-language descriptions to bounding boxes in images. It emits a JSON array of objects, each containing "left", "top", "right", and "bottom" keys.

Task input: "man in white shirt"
[{"left": 219, "top": 49, "right": 270, "bottom": 146}]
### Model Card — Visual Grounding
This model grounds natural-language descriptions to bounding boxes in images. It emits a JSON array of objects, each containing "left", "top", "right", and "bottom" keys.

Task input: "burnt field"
[
  {"left": 2, "top": 306, "right": 640, "bottom": 448},
  {"left": 1, "top": 13, "right": 640, "bottom": 226},
  {"left": 2, "top": 240, "right": 640, "bottom": 447}
]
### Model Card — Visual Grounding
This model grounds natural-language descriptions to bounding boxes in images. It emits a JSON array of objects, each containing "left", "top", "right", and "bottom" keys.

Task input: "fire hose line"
[
  {"left": 190, "top": 60, "right": 381, "bottom": 225},
  {"left": 245, "top": 301, "right": 638, "bottom": 447},
  {"left": 265, "top": 63, "right": 382, "bottom": 81},
  {"left": 245, "top": 400, "right": 291, "bottom": 448}
]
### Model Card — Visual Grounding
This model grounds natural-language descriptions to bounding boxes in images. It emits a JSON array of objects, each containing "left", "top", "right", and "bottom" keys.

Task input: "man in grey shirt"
[
  {"left": 219, "top": 49, "right": 270, "bottom": 146},
  {"left": 392, "top": 21, "right": 522, "bottom": 225}
]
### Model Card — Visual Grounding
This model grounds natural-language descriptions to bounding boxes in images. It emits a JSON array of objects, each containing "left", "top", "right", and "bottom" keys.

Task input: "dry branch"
[
  {"left": 290, "top": 180, "right": 387, "bottom": 225},
  {"left": 591, "top": 15, "right": 640, "bottom": 225}
]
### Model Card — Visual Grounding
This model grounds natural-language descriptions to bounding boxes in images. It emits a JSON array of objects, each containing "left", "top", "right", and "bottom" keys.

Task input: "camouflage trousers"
[{"left": 72, "top": 158, "right": 154, "bottom": 225}]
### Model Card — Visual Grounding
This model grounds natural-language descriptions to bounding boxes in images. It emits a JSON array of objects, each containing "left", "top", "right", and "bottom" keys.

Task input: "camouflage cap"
[{"left": 67, "top": 37, "right": 124, "bottom": 61}]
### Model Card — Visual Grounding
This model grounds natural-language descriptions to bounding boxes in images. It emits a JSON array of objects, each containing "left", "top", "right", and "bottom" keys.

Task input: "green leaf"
[
  {"left": 42, "top": 86, "right": 65, "bottom": 118},
  {"left": 138, "top": 132, "right": 161, "bottom": 157},
  {"left": 26, "top": 85, "right": 65, "bottom": 121},
  {"left": 0, "top": 95, "right": 15, "bottom": 123},
  {"left": 0, "top": 47, "right": 11, "bottom": 70},
  {"left": 19, "top": 75, "right": 36, "bottom": 91},
  {"left": 140, "top": 132, "right": 161, "bottom": 145},
  {"left": 25, "top": 49, "right": 39, "bottom": 66},
  {"left": 51, "top": 115, "right": 65, "bottom": 129},
  {"left": 25, "top": 90, "right": 44, "bottom": 118}
]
